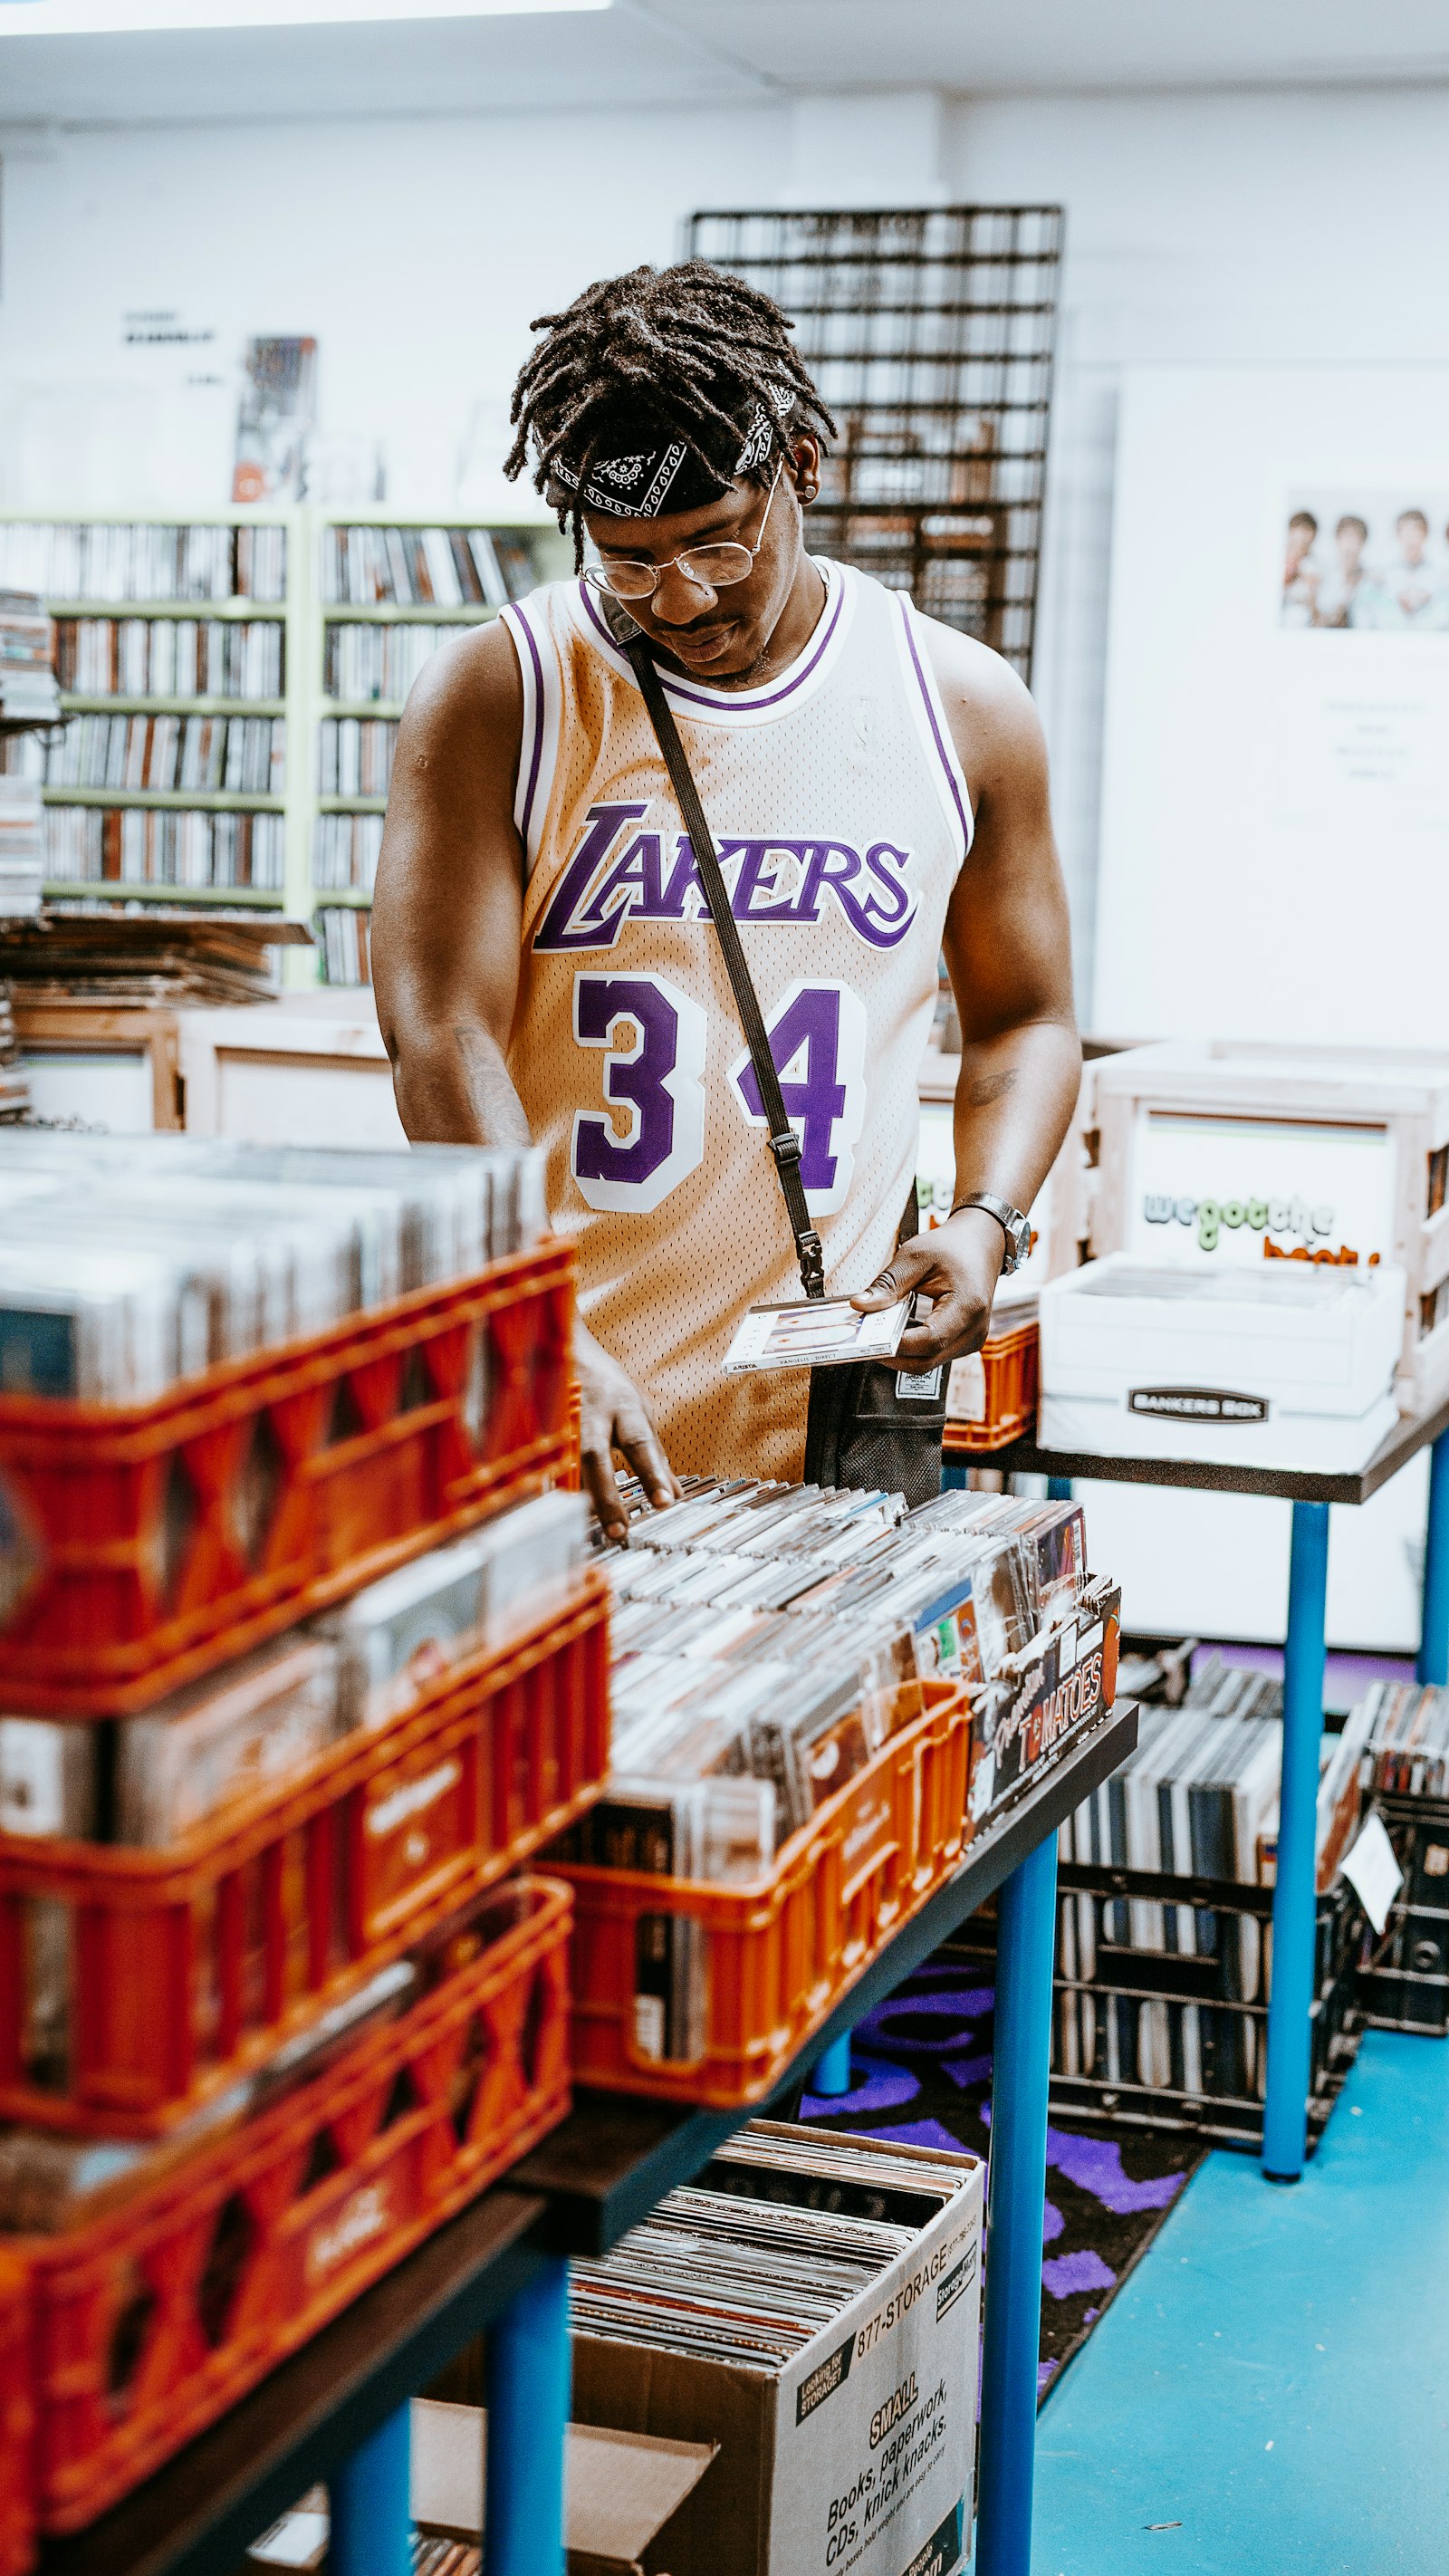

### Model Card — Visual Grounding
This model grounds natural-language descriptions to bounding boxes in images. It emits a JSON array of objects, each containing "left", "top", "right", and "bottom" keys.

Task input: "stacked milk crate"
[
  {"left": 1048, "top": 1658, "right": 1370, "bottom": 2153},
  {"left": 553, "top": 1476, "right": 1118, "bottom": 2108},
  {"left": 1355, "top": 1681, "right": 1449, "bottom": 2035},
  {"left": 0, "top": 1130, "right": 600, "bottom": 2562}
]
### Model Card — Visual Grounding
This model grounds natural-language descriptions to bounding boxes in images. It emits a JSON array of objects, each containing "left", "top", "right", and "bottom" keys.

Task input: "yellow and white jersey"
[{"left": 500, "top": 560, "right": 972, "bottom": 1480}]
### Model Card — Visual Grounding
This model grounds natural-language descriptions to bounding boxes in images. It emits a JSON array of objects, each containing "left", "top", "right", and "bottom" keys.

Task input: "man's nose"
[{"left": 649, "top": 562, "right": 717, "bottom": 624}]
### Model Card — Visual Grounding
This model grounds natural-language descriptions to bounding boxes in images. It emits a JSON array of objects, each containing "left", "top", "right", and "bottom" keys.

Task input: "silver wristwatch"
[{"left": 950, "top": 1190, "right": 1032, "bottom": 1274}]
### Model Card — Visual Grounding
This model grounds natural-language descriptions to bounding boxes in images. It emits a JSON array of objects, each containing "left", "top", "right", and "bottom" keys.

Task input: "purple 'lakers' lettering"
[
  {"left": 533, "top": 808, "right": 919, "bottom": 954},
  {"left": 581, "top": 833, "right": 672, "bottom": 929},
  {"left": 532, "top": 802, "right": 647, "bottom": 952}
]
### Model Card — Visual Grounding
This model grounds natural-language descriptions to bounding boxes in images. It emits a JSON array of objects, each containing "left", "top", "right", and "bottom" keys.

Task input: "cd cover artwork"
[{"left": 723, "top": 1296, "right": 910, "bottom": 1375}]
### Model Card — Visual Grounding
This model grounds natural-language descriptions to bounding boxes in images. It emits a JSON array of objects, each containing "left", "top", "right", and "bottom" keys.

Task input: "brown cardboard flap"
[
  {"left": 410, "top": 2400, "right": 716, "bottom": 2567},
  {"left": 571, "top": 2338, "right": 774, "bottom": 2576}
]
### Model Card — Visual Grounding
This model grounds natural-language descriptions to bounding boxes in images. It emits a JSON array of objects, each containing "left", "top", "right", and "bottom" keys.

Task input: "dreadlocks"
[{"left": 504, "top": 260, "right": 837, "bottom": 568}]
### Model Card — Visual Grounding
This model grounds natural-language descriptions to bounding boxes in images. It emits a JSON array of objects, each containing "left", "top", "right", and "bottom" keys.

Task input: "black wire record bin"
[
  {"left": 1049, "top": 1861, "right": 1367, "bottom": 2157},
  {"left": 687, "top": 203, "right": 1063, "bottom": 681}
]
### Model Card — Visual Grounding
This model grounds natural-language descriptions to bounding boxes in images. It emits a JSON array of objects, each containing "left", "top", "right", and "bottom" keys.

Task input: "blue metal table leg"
[
  {"left": 1262, "top": 1498, "right": 1329, "bottom": 2184},
  {"left": 1417, "top": 1427, "right": 1449, "bottom": 1687},
  {"left": 811, "top": 2031, "right": 852, "bottom": 2096},
  {"left": 975, "top": 1829, "right": 1058, "bottom": 2576},
  {"left": 330, "top": 2401, "right": 412, "bottom": 2576},
  {"left": 484, "top": 2255, "right": 571, "bottom": 2576}
]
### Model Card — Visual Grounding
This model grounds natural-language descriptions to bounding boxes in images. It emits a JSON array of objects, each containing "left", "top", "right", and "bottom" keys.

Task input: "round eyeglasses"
[{"left": 582, "top": 462, "right": 782, "bottom": 603}]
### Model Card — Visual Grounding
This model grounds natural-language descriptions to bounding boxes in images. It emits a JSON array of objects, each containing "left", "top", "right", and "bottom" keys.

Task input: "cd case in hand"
[{"left": 722, "top": 1295, "right": 909, "bottom": 1375}]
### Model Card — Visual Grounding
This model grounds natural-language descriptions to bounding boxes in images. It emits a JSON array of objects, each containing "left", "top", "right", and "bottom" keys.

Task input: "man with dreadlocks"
[{"left": 372, "top": 262, "right": 1080, "bottom": 1540}]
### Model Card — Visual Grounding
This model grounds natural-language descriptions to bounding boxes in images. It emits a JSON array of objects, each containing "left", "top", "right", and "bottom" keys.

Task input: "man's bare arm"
[
  {"left": 370, "top": 623, "right": 678, "bottom": 1536},
  {"left": 371, "top": 621, "right": 532, "bottom": 1146},
  {"left": 855, "top": 628, "right": 1080, "bottom": 1366},
  {"left": 936, "top": 633, "right": 1080, "bottom": 1219}
]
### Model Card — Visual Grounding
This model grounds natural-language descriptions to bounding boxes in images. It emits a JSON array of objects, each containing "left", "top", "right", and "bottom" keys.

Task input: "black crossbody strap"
[{"left": 625, "top": 632, "right": 826, "bottom": 1301}]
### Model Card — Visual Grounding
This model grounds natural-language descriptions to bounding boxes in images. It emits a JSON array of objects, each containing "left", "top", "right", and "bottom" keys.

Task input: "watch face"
[{"left": 1004, "top": 1211, "right": 1032, "bottom": 1271}]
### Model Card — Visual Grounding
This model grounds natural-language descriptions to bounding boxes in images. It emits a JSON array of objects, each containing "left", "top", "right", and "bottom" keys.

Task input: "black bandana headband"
[{"left": 547, "top": 382, "right": 792, "bottom": 521}]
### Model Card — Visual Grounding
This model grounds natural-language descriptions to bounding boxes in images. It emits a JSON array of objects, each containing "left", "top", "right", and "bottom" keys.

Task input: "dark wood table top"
[{"left": 966, "top": 1389, "right": 1449, "bottom": 1506}]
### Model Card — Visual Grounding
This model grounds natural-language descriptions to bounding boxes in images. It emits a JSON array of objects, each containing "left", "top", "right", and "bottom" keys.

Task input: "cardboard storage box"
[
  {"left": 1088, "top": 1037, "right": 1449, "bottom": 1415},
  {"left": 248, "top": 2406, "right": 717, "bottom": 2575},
  {"left": 1038, "top": 1253, "right": 1405, "bottom": 1471},
  {"left": 571, "top": 2127, "right": 984, "bottom": 2576}
]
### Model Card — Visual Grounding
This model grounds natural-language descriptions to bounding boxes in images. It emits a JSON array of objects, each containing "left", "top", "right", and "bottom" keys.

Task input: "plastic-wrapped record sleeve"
[
  {"left": 114, "top": 1636, "right": 344, "bottom": 1846},
  {"left": 0, "top": 1718, "right": 99, "bottom": 1839},
  {"left": 0, "top": 1139, "right": 550, "bottom": 1360},
  {"left": 0, "top": 1242, "right": 190, "bottom": 1400},
  {"left": 315, "top": 1530, "right": 494, "bottom": 1732},
  {"left": 0, "top": 1637, "right": 344, "bottom": 1850}
]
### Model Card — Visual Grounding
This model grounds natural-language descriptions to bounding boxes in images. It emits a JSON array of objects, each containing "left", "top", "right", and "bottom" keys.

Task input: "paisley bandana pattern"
[{"left": 547, "top": 389, "right": 793, "bottom": 520}]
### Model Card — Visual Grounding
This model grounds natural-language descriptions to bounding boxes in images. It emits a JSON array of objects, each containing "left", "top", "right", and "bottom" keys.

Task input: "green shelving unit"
[{"left": 0, "top": 507, "right": 572, "bottom": 988}]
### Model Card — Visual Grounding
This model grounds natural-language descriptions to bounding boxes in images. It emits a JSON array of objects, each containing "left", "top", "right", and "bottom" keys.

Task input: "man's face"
[
  {"left": 582, "top": 440, "right": 817, "bottom": 680},
  {"left": 1398, "top": 514, "right": 1428, "bottom": 564}
]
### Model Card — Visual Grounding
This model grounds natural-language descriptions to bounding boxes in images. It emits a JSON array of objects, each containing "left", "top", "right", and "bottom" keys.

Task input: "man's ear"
[{"left": 791, "top": 436, "right": 822, "bottom": 504}]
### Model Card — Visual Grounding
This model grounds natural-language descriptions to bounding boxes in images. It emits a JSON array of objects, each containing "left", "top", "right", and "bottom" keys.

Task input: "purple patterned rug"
[{"left": 794, "top": 1954, "right": 1204, "bottom": 2398}]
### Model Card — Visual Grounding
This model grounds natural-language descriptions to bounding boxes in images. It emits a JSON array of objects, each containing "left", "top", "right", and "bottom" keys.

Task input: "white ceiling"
[{"left": 0, "top": 0, "right": 1446, "bottom": 126}]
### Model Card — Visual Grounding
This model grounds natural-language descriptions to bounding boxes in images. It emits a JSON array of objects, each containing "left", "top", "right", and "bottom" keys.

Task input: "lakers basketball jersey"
[{"left": 500, "top": 560, "right": 973, "bottom": 1481}]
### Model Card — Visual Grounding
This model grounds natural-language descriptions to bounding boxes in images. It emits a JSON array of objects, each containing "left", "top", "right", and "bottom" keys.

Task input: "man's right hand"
[{"left": 575, "top": 1321, "right": 680, "bottom": 1544}]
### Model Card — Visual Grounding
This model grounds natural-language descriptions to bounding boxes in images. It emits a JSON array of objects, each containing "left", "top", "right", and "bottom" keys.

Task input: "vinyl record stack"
[
  {"left": 0, "top": 992, "right": 25, "bottom": 1124},
  {"left": 1355, "top": 1682, "right": 1449, "bottom": 2035},
  {"left": 1041, "top": 1657, "right": 1370, "bottom": 2152},
  {"left": 0, "top": 1130, "right": 595, "bottom": 2559}
]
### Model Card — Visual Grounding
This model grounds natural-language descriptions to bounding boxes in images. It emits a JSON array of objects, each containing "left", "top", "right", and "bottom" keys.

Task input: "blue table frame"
[
  {"left": 978, "top": 1405, "right": 1449, "bottom": 2186},
  {"left": 38, "top": 1706, "right": 1139, "bottom": 2576}
]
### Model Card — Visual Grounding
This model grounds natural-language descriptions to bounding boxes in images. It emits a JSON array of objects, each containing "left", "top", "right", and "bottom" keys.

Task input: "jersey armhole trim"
[
  {"left": 893, "top": 594, "right": 974, "bottom": 869},
  {"left": 499, "top": 598, "right": 559, "bottom": 880}
]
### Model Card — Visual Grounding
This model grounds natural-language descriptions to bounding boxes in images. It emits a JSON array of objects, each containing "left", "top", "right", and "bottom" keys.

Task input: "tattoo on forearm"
[
  {"left": 454, "top": 1023, "right": 533, "bottom": 1147},
  {"left": 965, "top": 1068, "right": 1019, "bottom": 1109}
]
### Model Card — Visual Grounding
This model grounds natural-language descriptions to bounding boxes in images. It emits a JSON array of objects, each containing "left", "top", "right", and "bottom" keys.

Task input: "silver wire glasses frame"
[{"left": 581, "top": 461, "right": 784, "bottom": 602}]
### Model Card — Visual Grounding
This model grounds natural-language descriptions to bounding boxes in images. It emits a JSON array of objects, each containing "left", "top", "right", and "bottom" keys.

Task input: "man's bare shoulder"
[
  {"left": 401, "top": 613, "right": 523, "bottom": 742},
  {"left": 911, "top": 610, "right": 1044, "bottom": 792}
]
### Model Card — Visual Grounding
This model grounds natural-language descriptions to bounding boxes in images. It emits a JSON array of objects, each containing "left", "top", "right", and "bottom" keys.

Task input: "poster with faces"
[{"left": 1096, "top": 368, "right": 1449, "bottom": 1051}]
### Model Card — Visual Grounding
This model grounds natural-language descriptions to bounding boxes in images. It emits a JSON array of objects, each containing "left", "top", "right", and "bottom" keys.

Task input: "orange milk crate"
[
  {"left": 18, "top": 1874, "right": 571, "bottom": 2537},
  {"left": 0, "top": 1577, "right": 608, "bottom": 2138},
  {"left": 558, "top": 1676, "right": 970, "bottom": 2108},
  {"left": 0, "top": 1240, "right": 575, "bottom": 1717},
  {"left": 944, "top": 1316, "right": 1039, "bottom": 1456},
  {"left": 0, "top": 2258, "right": 34, "bottom": 2576}
]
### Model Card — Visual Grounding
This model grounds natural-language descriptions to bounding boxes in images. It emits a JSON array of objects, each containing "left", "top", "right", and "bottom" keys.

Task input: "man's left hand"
[{"left": 849, "top": 1206, "right": 1010, "bottom": 1370}]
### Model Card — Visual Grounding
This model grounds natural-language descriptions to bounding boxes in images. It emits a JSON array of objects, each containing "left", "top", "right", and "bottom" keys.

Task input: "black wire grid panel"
[{"left": 687, "top": 204, "right": 1063, "bottom": 680}]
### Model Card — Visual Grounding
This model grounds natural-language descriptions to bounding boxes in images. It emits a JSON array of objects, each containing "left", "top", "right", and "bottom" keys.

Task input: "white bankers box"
[{"left": 1039, "top": 1255, "right": 1405, "bottom": 1472}]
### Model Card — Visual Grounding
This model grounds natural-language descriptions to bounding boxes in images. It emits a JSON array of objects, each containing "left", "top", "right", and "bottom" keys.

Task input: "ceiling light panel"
[{"left": 0, "top": 0, "right": 609, "bottom": 34}]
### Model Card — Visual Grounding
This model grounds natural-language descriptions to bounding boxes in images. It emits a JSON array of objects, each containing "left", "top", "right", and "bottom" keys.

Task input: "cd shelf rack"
[{"left": 0, "top": 511, "right": 571, "bottom": 986}]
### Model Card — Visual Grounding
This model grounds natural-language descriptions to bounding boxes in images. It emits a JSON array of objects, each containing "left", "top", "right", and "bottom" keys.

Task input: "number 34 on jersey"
[{"left": 569, "top": 971, "right": 868, "bottom": 1218}]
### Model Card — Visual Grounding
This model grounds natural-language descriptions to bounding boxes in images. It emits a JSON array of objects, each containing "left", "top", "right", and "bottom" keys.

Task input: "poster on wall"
[
  {"left": 1091, "top": 371, "right": 1447, "bottom": 1654},
  {"left": 233, "top": 337, "right": 318, "bottom": 505},
  {"left": 1094, "top": 368, "right": 1449, "bottom": 1053}
]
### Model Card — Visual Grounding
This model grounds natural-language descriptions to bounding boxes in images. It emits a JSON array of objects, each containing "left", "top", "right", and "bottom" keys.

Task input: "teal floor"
[{"left": 1032, "top": 2032, "right": 1449, "bottom": 2575}]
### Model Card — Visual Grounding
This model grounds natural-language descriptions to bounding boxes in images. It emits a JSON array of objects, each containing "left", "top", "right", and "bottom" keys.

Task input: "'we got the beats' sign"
[{"left": 1127, "top": 1110, "right": 1396, "bottom": 1272}]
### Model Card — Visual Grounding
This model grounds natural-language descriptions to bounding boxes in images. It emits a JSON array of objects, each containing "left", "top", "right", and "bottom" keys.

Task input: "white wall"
[
  {"left": 0, "top": 104, "right": 790, "bottom": 520},
  {"left": 943, "top": 82, "right": 1449, "bottom": 1010},
  {"left": 5, "top": 80, "right": 1449, "bottom": 1000}
]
